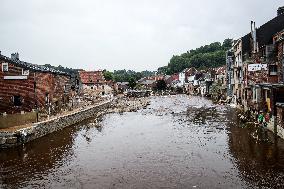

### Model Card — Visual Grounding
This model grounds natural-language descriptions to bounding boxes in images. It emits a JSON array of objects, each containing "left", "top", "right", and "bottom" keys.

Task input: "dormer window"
[{"left": 2, "top": 63, "right": 8, "bottom": 72}]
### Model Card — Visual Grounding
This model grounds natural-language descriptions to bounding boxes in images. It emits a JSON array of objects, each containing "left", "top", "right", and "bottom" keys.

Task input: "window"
[
  {"left": 269, "top": 65, "right": 277, "bottom": 76},
  {"left": 13, "top": 95, "right": 22, "bottom": 106},
  {"left": 45, "top": 93, "right": 49, "bottom": 104},
  {"left": 22, "top": 69, "right": 29, "bottom": 76},
  {"left": 2, "top": 63, "right": 8, "bottom": 72},
  {"left": 253, "top": 88, "right": 261, "bottom": 102}
]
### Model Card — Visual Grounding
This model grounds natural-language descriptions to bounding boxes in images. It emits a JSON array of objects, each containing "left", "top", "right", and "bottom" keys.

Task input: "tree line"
[
  {"left": 103, "top": 69, "right": 155, "bottom": 82},
  {"left": 158, "top": 39, "right": 233, "bottom": 75}
]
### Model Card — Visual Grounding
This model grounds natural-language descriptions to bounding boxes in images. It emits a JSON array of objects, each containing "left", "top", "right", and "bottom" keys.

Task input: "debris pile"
[{"left": 108, "top": 97, "right": 150, "bottom": 113}]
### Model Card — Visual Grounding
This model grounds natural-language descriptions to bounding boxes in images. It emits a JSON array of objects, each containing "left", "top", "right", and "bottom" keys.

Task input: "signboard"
[
  {"left": 4, "top": 76, "right": 28, "bottom": 80},
  {"left": 248, "top": 64, "right": 267, "bottom": 72}
]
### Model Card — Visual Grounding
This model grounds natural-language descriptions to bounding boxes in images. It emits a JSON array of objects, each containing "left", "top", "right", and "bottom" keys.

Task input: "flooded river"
[{"left": 1, "top": 95, "right": 284, "bottom": 188}]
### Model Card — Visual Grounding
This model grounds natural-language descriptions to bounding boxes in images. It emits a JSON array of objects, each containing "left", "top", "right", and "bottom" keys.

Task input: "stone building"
[
  {"left": 78, "top": 70, "right": 107, "bottom": 96},
  {"left": 0, "top": 52, "right": 72, "bottom": 115}
]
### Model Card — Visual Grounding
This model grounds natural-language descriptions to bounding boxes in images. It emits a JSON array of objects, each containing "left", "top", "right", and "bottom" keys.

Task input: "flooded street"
[{"left": 1, "top": 95, "right": 284, "bottom": 189}]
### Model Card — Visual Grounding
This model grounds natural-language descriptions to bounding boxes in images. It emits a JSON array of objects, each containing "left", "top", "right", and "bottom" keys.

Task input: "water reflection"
[
  {"left": 0, "top": 120, "right": 102, "bottom": 189},
  {"left": 228, "top": 117, "right": 284, "bottom": 188}
]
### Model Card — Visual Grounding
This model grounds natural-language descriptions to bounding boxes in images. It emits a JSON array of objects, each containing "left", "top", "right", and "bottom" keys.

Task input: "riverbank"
[
  {"left": 0, "top": 97, "right": 151, "bottom": 148},
  {"left": 0, "top": 101, "right": 112, "bottom": 148}
]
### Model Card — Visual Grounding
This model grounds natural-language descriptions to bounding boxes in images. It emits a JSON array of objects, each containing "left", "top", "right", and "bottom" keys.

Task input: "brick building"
[
  {"left": 225, "top": 8, "right": 284, "bottom": 138},
  {"left": 0, "top": 53, "right": 72, "bottom": 114},
  {"left": 78, "top": 70, "right": 107, "bottom": 95},
  {"left": 225, "top": 10, "right": 284, "bottom": 110}
]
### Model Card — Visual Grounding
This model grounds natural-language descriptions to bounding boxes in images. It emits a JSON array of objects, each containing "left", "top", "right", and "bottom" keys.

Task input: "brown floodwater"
[{"left": 1, "top": 95, "right": 284, "bottom": 189}]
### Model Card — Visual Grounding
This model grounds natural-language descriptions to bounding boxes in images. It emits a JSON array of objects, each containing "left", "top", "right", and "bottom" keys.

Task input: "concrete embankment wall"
[{"left": 0, "top": 101, "right": 111, "bottom": 148}]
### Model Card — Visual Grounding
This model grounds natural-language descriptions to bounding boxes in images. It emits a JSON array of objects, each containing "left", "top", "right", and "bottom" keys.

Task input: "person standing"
[
  {"left": 257, "top": 111, "right": 264, "bottom": 141},
  {"left": 263, "top": 112, "right": 270, "bottom": 141}
]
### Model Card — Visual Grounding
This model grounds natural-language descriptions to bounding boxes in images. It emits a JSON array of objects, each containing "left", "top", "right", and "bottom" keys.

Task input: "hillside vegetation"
[{"left": 158, "top": 39, "right": 233, "bottom": 74}]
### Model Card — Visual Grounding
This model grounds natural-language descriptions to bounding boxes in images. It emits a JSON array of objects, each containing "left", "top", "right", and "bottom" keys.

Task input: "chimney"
[
  {"left": 250, "top": 21, "right": 257, "bottom": 53},
  {"left": 278, "top": 6, "right": 284, "bottom": 16},
  {"left": 11, "top": 52, "right": 19, "bottom": 60}
]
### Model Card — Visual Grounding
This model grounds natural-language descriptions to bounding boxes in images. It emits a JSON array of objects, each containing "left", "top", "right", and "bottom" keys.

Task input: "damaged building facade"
[
  {"left": 79, "top": 70, "right": 112, "bottom": 96},
  {"left": 0, "top": 53, "right": 73, "bottom": 115},
  {"left": 226, "top": 8, "right": 284, "bottom": 137}
]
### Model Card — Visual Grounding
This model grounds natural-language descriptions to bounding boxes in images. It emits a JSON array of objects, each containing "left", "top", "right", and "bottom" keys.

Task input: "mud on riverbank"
[{"left": 107, "top": 97, "right": 150, "bottom": 114}]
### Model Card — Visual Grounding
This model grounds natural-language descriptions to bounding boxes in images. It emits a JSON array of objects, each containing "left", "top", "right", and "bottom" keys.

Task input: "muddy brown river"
[{"left": 1, "top": 95, "right": 284, "bottom": 189}]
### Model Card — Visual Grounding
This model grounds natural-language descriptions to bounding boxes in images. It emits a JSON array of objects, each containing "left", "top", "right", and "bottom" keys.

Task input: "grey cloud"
[{"left": 0, "top": 0, "right": 283, "bottom": 71}]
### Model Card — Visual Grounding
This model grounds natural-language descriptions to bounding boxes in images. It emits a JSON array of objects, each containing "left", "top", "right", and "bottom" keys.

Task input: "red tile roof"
[{"left": 215, "top": 66, "right": 226, "bottom": 75}]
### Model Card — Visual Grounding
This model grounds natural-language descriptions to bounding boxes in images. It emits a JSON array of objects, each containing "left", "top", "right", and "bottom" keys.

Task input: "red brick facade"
[
  {"left": 0, "top": 57, "right": 71, "bottom": 114},
  {"left": 79, "top": 71, "right": 105, "bottom": 85}
]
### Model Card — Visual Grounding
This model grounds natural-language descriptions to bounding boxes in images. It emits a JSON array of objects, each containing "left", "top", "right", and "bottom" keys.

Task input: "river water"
[{"left": 1, "top": 95, "right": 284, "bottom": 189}]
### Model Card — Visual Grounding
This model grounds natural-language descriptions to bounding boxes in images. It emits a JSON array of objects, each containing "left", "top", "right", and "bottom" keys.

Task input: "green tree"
[
  {"left": 155, "top": 80, "right": 167, "bottom": 91},
  {"left": 222, "top": 38, "right": 233, "bottom": 50},
  {"left": 128, "top": 77, "right": 136, "bottom": 89},
  {"left": 158, "top": 38, "right": 232, "bottom": 74},
  {"left": 103, "top": 70, "right": 114, "bottom": 81}
]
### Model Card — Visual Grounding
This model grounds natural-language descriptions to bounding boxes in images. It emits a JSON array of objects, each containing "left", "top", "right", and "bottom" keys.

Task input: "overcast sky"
[{"left": 0, "top": 1, "right": 283, "bottom": 71}]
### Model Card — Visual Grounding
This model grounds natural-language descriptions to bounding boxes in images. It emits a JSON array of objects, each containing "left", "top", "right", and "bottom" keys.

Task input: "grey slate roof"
[
  {"left": 242, "top": 13, "right": 284, "bottom": 54},
  {"left": 0, "top": 54, "right": 69, "bottom": 75}
]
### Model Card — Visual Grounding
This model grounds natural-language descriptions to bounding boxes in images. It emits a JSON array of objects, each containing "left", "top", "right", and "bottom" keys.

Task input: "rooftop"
[
  {"left": 0, "top": 53, "right": 69, "bottom": 75},
  {"left": 257, "top": 13, "right": 284, "bottom": 48}
]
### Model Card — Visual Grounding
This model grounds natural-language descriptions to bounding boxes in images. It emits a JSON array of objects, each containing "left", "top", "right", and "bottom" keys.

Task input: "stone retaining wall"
[{"left": 0, "top": 101, "right": 111, "bottom": 148}]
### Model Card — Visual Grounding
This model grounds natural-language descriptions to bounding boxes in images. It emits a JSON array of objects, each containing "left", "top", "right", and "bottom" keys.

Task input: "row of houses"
[
  {"left": 0, "top": 52, "right": 114, "bottom": 117},
  {"left": 132, "top": 66, "right": 226, "bottom": 97},
  {"left": 225, "top": 7, "right": 284, "bottom": 137}
]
